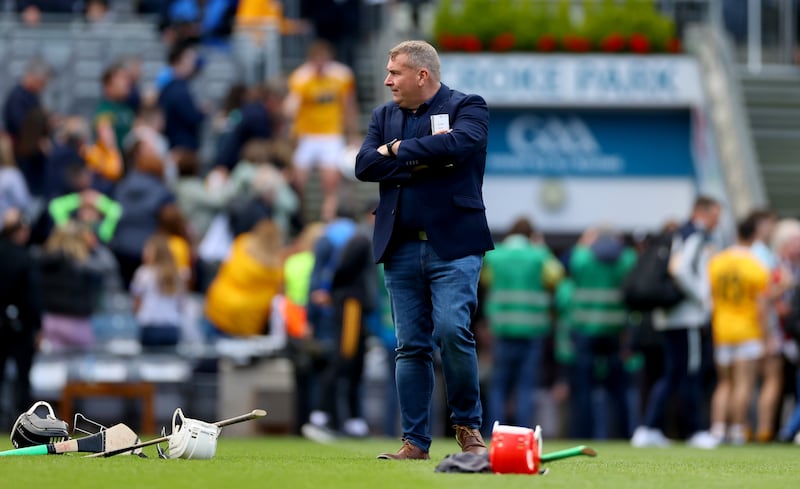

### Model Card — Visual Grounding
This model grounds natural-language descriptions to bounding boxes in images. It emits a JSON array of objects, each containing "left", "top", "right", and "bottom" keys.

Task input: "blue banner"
[{"left": 486, "top": 109, "right": 696, "bottom": 178}]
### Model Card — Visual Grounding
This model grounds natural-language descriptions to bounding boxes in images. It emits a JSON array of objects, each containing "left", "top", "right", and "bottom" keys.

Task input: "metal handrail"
[{"left": 686, "top": 23, "right": 768, "bottom": 216}]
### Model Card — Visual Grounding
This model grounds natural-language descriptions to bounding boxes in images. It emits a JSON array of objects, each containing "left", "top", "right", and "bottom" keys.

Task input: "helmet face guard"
[
  {"left": 10, "top": 401, "right": 70, "bottom": 448},
  {"left": 161, "top": 408, "right": 220, "bottom": 460}
]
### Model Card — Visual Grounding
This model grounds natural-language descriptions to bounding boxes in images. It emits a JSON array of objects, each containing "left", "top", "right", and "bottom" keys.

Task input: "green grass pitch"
[{"left": 0, "top": 436, "right": 797, "bottom": 489}]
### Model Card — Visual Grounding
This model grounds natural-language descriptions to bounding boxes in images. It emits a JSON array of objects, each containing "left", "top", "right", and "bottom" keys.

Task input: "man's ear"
[{"left": 418, "top": 69, "right": 428, "bottom": 86}]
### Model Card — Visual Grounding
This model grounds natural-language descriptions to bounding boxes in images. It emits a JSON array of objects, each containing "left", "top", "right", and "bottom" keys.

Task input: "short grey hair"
[
  {"left": 25, "top": 57, "right": 52, "bottom": 79},
  {"left": 389, "top": 40, "right": 441, "bottom": 83}
]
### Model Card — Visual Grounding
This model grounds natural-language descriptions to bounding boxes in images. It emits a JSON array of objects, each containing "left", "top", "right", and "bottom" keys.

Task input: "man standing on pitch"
[{"left": 355, "top": 40, "right": 493, "bottom": 460}]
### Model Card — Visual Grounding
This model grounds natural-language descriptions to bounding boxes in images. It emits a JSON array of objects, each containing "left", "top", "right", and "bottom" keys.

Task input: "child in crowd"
[
  {"left": 156, "top": 202, "right": 194, "bottom": 285},
  {"left": 130, "top": 234, "right": 187, "bottom": 348}
]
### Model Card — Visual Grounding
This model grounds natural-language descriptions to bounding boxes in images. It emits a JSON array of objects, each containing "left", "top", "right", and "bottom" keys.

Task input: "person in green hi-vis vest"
[
  {"left": 568, "top": 226, "right": 637, "bottom": 440},
  {"left": 483, "top": 217, "right": 564, "bottom": 428}
]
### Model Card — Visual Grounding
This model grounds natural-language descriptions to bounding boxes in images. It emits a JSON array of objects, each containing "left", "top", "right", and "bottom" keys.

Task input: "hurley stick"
[
  {"left": 86, "top": 409, "right": 267, "bottom": 458},
  {"left": 0, "top": 424, "right": 139, "bottom": 457},
  {"left": 540, "top": 445, "right": 597, "bottom": 463}
]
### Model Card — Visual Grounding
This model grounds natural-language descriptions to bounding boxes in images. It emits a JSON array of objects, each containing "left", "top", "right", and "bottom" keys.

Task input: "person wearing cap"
[{"left": 567, "top": 225, "right": 637, "bottom": 439}]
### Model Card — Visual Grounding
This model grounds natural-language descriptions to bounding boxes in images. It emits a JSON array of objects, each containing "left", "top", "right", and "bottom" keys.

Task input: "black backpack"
[
  {"left": 623, "top": 232, "right": 684, "bottom": 311},
  {"left": 785, "top": 282, "right": 800, "bottom": 343}
]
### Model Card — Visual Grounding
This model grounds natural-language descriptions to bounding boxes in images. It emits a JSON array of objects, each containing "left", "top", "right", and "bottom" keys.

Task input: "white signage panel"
[{"left": 441, "top": 54, "right": 705, "bottom": 107}]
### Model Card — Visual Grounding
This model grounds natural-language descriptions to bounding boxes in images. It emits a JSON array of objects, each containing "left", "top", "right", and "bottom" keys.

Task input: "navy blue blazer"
[{"left": 355, "top": 84, "right": 494, "bottom": 263}]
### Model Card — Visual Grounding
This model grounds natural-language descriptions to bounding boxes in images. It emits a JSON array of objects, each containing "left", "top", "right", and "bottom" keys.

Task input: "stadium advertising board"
[
  {"left": 441, "top": 55, "right": 715, "bottom": 233},
  {"left": 440, "top": 54, "right": 704, "bottom": 108}
]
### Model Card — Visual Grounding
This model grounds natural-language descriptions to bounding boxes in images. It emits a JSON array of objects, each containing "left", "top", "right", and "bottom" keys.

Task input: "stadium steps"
[
  {"left": 300, "top": 168, "right": 379, "bottom": 224},
  {"left": 741, "top": 72, "right": 800, "bottom": 216}
]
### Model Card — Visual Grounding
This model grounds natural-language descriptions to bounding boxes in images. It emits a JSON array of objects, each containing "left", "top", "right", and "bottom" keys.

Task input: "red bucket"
[{"left": 488, "top": 422, "right": 542, "bottom": 475}]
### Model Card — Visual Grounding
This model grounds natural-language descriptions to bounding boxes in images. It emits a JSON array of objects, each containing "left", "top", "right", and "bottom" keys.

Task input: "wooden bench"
[{"left": 60, "top": 381, "right": 156, "bottom": 435}]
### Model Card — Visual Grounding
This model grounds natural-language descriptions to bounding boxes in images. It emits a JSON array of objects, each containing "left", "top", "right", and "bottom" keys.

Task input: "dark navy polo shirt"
[{"left": 394, "top": 100, "right": 431, "bottom": 235}]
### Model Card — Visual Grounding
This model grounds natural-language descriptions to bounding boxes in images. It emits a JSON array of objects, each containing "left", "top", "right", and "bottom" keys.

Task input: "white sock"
[
  {"left": 343, "top": 418, "right": 369, "bottom": 437},
  {"left": 310, "top": 410, "right": 330, "bottom": 427},
  {"left": 729, "top": 424, "right": 746, "bottom": 444},
  {"left": 711, "top": 422, "right": 726, "bottom": 440}
]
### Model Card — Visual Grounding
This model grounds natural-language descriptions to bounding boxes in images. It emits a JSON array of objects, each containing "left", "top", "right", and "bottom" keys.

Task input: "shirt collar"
[{"left": 402, "top": 85, "right": 444, "bottom": 116}]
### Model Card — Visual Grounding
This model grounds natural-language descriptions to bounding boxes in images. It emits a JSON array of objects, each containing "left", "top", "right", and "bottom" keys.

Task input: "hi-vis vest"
[
  {"left": 569, "top": 245, "right": 636, "bottom": 336},
  {"left": 484, "top": 236, "right": 559, "bottom": 338}
]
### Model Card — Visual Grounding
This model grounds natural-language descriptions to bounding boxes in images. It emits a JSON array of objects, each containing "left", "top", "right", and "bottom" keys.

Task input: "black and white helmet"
[{"left": 10, "top": 401, "right": 70, "bottom": 448}]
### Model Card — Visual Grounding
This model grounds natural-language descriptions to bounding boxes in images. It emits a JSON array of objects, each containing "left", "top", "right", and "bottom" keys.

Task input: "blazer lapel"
[
  {"left": 418, "top": 85, "right": 450, "bottom": 137},
  {"left": 388, "top": 85, "right": 451, "bottom": 139},
  {"left": 389, "top": 106, "right": 404, "bottom": 139}
]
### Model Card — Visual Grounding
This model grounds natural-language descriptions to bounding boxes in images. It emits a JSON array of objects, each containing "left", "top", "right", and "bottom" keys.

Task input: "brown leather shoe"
[
  {"left": 454, "top": 425, "right": 488, "bottom": 455},
  {"left": 376, "top": 439, "right": 430, "bottom": 460}
]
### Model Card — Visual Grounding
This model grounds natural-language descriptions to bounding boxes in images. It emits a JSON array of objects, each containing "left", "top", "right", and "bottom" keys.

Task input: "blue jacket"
[
  {"left": 111, "top": 171, "right": 174, "bottom": 258},
  {"left": 2, "top": 84, "right": 39, "bottom": 139},
  {"left": 216, "top": 101, "right": 273, "bottom": 170},
  {"left": 355, "top": 83, "right": 494, "bottom": 262},
  {"left": 158, "top": 78, "right": 205, "bottom": 150},
  {"left": 309, "top": 218, "right": 358, "bottom": 293}
]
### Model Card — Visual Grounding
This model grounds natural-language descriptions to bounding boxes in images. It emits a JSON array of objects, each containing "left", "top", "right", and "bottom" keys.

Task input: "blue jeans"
[
  {"left": 201, "top": 316, "right": 232, "bottom": 342},
  {"left": 488, "top": 337, "right": 544, "bottom": 428},
  {"left": 383, "top": 343, "right": 400, "bottom": 436},
  {"left": 642, "top": 328, "right": 704, "bottom": 435},
  {"left": 779, "top": 367, "right": 800, "bottom": 441},
  {"left": 140, "top": 325, "right": 181, "bottom": 348},
  {"left": 383, "top": 241, "right": 483, "bottom": 452}
]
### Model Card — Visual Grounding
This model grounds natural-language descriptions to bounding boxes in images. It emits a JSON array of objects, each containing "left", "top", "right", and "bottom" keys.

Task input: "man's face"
[
  {"left": 384, "top": 53, "right": 422, "bottom": 110},
  {"left": 704, "top": 204, "right": 721, "bottom": 231},
  {"left": 29, "top": 74, "right": 48, "bottom": 93},
  {"left": 785, "top": 235, "right": 800, "bottom": 263},
  {"left": 309, "top": 50, "right": 331, "bottom": 74},
  {"left": 758, "top": 216, "right": 776, "bottom": 241},
  {"left": 107, "top": 69, "right": 131, "bottom": 100},
  {"left": 177, "top": 49, "right": 198, "bottom": 78}
]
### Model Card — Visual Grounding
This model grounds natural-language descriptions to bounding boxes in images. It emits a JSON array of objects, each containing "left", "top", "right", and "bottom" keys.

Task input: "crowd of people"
[
  {"left": 3, "top": 6, "right": 800, "bottom": 450},
  {"left": 481, "top": 199, "right": 800, "bottom": 448},
  {"left": 0, "top": 0, "right": 374, "bottom": 429}
]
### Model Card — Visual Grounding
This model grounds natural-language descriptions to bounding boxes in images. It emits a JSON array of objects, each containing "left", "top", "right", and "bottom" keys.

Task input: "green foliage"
[{"left": 431, "top": 0, "right": 680, "bottom": 54}]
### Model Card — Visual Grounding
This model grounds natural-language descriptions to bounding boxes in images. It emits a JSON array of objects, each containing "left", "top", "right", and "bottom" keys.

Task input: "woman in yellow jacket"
[{"left": 203, "top": 218, "right": 285, "bottom": 338}]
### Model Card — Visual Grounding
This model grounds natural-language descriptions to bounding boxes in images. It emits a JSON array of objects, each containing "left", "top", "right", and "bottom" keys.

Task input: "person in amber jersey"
[
  {"left": 284, "top": 39, "right": 359, "bottom": 221},
  {"left": 708, "top": 213, "right": 771, "bottom": 445},
  {"left": 203, "top": 218, "right": 285, "bottom": 338}
]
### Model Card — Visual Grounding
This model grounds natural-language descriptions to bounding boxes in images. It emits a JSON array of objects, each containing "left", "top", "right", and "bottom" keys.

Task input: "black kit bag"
[{"left": 623, "top": 232, "right": 684, "bottom": 311}]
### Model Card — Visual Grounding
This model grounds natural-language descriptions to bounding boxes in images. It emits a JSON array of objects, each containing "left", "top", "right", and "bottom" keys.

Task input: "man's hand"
[
  {"left": 81, "top": 189, "right": 101, "bottom": 207},
  {"left": 766, "top": 336, "right": 780, "bottom": 356},
  {"left": 578, "top": 228, "right": 598, "bottom": 247},
  {"left": 310, "top": 290, "right": 332, "bottom": 306}
]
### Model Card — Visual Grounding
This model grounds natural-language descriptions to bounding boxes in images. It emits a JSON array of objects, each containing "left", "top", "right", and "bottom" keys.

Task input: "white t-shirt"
[
  {"left": 130, "top": 266, "right": 185, "bottom": 328},
  {"left": 0, "top": 167, "right": 31, "bottom": 216}
]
